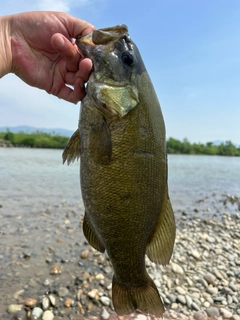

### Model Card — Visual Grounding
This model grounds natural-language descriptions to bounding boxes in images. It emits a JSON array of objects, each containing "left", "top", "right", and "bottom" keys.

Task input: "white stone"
[{"left": 42, "top": 310, "right": 54, "bottom": 320}]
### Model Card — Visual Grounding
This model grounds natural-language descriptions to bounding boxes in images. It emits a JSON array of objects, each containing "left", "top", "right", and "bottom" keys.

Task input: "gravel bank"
[{"left": 1, "top": 195, "right": 239, "bottom": 319}]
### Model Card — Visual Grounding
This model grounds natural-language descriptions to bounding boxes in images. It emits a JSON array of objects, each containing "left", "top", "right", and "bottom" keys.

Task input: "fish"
[{"left": 63, "top": 24, "right": 175, "bottom": 317}]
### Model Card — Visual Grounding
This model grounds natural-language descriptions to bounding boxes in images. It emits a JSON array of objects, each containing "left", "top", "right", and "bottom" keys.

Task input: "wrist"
[{"left": 0, "top": 15, "right": 12, "bottom": 78}]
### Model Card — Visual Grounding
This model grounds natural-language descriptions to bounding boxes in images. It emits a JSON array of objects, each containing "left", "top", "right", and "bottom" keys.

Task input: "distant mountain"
[{"left": 0, "top": 125, "right": 74, "bottom": 137}]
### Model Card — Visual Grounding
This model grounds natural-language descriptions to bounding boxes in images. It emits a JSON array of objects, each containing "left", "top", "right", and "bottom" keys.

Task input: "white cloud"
[{"left": 0, "top": 0, "right": 103, "bottom": 15}]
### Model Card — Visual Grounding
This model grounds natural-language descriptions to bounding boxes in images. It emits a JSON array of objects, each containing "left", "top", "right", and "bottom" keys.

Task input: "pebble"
[
  {"left": 50, "top": 264, "right": 62, "bottom": 275},
  {"left": 191, "top": 302, "right": 200, "bottom": 311},
  {"left": 30, "top": 307, "right": 43, "bottom": 320},
  {"left": 175, "top": 286, "right": 187, "bottom": 295},
  {"left": 81, "top": 249, "right": 89, "bottom": 259},
  {"left": 42, "top": 296, "right": 50, "bottom": 310},
  {"left": 24, "top": 298, "right": 37, "bottom": 307},
  {"left": 8, "top": 305, "right": 23, "bottom": 314},
  {"left": 88, "top": 288, "right": 99, "bottom": 299},
  {"left": 101, "top": 307, "right": 110, "bottom": 320},
  {"left": 204, "top": 273, "right": 217, "bottom": 286},
  {"left": 206, "top": 286, "right": 218, "bottom": 295},
  {"left": 205, "top": 307, "right": 220, "bottom": 318},
  {"left": 49, "top": 294, "right": 57, "bottom": 306},
  {"left": 193, "top": 312, "right": 206, "bottom": 320},
  {"left": 171, "top": 262, "right": 184, "bottom": 274},
  {"left": 64, "top": 298, "right": 74, "bottom": 307},
  {"left": 100, "top": 296, "right": 111, "bottom": 306},
  {"left": 177, "top": 295, "right": 186, "bottom": 305},
  {"left": 167, "top": 294, "right": 177, "bottom": 303},
  {"left": 58, "top": 287, "right": 69, "bottom": 297},
  {"left": 42, "top": 310, "right": 54, "bottom": 320},
  {"left": 220, "top": 307, "right": 233, "bottom": 318}
]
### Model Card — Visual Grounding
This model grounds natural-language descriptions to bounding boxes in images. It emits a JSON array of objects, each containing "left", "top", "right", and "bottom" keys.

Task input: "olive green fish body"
[{"left": 63, "top": 25, "right": 175, "bottom": 317}]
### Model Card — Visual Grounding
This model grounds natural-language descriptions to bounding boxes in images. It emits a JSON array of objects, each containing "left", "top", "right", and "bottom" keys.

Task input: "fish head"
[{"left": 77, "top": 25, "right": 145, "bottom": 119}]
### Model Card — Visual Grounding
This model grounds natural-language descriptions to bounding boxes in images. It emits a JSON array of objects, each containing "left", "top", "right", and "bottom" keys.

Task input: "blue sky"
[{"left": 0, "top": 0, "right": 240, "bottom": 143}]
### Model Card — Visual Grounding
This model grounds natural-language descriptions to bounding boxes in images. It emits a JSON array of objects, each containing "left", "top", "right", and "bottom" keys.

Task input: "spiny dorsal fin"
[
  {"left": 62, "top": 129, "right": 81, "bottom": 165},
  {"left": 146, "top": 193, "right": 176, "bottom": 266}
]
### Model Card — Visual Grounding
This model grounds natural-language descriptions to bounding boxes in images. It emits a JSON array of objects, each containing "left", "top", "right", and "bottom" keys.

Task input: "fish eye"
[{"left": 121, "top": 52, "right": 134, "bottom": 67}]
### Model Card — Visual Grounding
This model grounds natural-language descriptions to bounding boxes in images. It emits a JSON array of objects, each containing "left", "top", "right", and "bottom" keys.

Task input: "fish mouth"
[{"left": 77, "top": 24, "right": 128, "bottom": 55}]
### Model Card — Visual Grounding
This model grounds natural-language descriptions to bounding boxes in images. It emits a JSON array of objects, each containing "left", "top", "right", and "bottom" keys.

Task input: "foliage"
[
  {"left": 167, "top": 137, "right": 240, "bottom": 157},
  {"left": 0, "top": 130, "right": 69, "bottom": 149},
  {"left": 1, "top": 131, "right": 240, "bottom": 156}
]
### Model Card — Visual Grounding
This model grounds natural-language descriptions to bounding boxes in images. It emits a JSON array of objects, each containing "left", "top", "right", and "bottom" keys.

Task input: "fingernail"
[{"left": 54, "top": 35, "right": 65, "bottom": 48}]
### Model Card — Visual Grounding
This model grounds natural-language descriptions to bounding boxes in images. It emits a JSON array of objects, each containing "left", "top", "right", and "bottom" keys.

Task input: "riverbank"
[
  {"left": 1, "top": 131, "right": 240, "bottom": 156},
  {"left": 0, "top": 194, "right": 239, "bottom": 320}
]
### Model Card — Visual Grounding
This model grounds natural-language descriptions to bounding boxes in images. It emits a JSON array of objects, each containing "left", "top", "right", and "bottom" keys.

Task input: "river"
[{"left": 0, "top": 148, "right": 239, "bottom": 218}]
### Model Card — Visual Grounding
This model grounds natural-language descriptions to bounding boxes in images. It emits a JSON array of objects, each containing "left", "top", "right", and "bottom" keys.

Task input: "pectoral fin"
[
  {"left": 83, "top": 213, "right": 105, "bottom": 253},
  {"left": 62, "top": 129, "right": 81, "bottom": 165},
  {"left": 146, "top": 193, "right": 176, "bottom": 265}
]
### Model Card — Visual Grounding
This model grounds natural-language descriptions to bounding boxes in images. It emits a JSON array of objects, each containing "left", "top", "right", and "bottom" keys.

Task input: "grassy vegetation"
[
  {"left": 167, "top": 137, "right": 240, "bottom": 156},
  {"left": 0, "top": 131, "right": 240, "bottom": 156},
  {"left": 0, "top": 130, "right": 69, "bottom": 149}
]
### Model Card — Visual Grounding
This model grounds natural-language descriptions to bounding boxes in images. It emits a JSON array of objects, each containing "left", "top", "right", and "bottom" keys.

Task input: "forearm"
[{"left": 0, "top": 15, "right": 12, "bottom": 78}]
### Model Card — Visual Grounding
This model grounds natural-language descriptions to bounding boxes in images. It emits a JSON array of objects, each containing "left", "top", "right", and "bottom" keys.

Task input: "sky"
[{"left": 0, "top": 0, "right": 240, "bottom": 144}]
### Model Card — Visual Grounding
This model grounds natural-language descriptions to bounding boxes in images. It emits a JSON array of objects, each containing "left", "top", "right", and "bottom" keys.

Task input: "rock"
[
  {"left": 207, "top": 236, "right": 215, "bottom": 243},
  {"left": 50, "top": 264, "right": 62, "bottom": 275},
  {"left": 219, "top": 307, "right": 232, "bottom": 318},
  {"left": 167, "top": 294, "right": 177, "bottom": 303},
  {"left": 100, "top": 296, "right": 111, "bottom": 306},
  {"left": 185, "top": 295, "right": 193, "bottom": 308},
  {"left": 42, "top": 296, "right": 50, "bottom": 310},
  {"left": 177, "top": 295, "right": 186, "bottom": 305},
  {"left": 206, "top": 286, "right": 218, "bottom": 295},
  {"left": 95, "top": 273, "right": 105, "bottom": 280},
  {"left": 171, "top": 262, "right": 184, "bottom": 274},
  {"left": 11, "top": 310, "right": 27, "bottom": 320},
  {"left": 229, "top": 283, "right": 238, "bottom": 292},
  {"left": 58, "top": 287, "right": 69, "bottom": 297},
  {"left": 214, "top": 296, "right": 225, "bottom": 303},
  {"left": 24, "top": 298, "right": 37, "bottom": 307},
  {"left": 205, "top": 307, "right": 220, "bottom": 318},
  {"left": 64, "top": 298, "right": 74, "bottom": 307},
  {"left": 212, "top": 268, "right": 224, "bottom": 280},
  {"left": 80, "top": 249, "right": 89, "bottom": 259},
  {"left": 175, "top": 286, "right": 187, "bottom": 295},
  {"left": 30, "top": 307, "right": 43, "bottom": 320},
  {"left": 8, "top": 305, "right": 23, "bottom": 314},
  {"left": 42, "top": 310, "right": 54, "bottom": 320},
  {"left": 191, "top": 302, "right": 200, "bottom": 311},
  {"left": 190, "top": 250, "right": 201, "bottom": 259},
  {"left": 49, "top": 294, "right": 57, "bottom": 306},
  {"left": 204, "top": 273, "right": 217, "bottom": 285},
  {"left": 101, "top": 307, "right": 110, "bottom": 320},
  {"left": 88, "top": 288, "right": 99, "bottom": 299},
  {"left": 193, "top": 312, "right": 206, "bottom": 320}
]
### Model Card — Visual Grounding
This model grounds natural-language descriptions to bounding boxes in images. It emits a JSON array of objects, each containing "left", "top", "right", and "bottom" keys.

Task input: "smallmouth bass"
[{"left": 63, "top": 24, "right": 175, "bottom": 317}]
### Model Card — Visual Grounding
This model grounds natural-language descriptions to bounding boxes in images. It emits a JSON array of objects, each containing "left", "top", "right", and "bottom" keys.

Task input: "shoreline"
[{"left": 0, "top": 196, "right": 239, "bottom": 319}]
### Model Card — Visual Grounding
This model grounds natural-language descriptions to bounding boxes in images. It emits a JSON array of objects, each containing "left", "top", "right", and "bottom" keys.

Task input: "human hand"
[{"left": 2, "top": 11, "right": 95, "bottom": 103}]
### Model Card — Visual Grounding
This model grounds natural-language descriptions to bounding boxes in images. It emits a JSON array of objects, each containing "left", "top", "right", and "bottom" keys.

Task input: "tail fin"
[{"left": 112, "top": 274, "right": 164, "bottom": 317}]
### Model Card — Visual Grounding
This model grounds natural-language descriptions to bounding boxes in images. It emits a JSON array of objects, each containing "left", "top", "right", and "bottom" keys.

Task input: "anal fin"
[
  {"left": 62, "top": 129, "right": 81, "bottom": 165},
  {"left": 146, "top": 192, "right": 176, "bottom": 265},
  {"left": 83, "top": 213, "right": 105, "bottom": 253}
]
